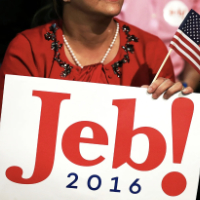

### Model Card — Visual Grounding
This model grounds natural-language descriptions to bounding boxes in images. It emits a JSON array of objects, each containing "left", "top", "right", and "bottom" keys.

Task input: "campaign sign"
[{"left": 0, "top": 75, "right": 200, "bottom": 200}]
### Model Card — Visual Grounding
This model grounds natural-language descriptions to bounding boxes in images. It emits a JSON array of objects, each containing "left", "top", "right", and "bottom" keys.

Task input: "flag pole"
[{"left": 151, "top": 48, "right": 173, "bottom": 84}]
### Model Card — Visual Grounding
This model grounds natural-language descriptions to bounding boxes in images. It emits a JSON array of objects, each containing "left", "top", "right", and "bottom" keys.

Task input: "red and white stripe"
[{"left": 169, "top": 29, "right": 200, "bottom": 73}]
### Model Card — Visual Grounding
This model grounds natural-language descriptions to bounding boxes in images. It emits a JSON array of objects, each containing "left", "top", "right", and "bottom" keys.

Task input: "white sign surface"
[{"left": 0, "top": 75, "right": 200, "bottom": 200}]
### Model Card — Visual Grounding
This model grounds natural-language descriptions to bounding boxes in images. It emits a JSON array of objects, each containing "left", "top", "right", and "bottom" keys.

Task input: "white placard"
[{"left": 0, "top": 75, "right": 200, "bottom": 200}]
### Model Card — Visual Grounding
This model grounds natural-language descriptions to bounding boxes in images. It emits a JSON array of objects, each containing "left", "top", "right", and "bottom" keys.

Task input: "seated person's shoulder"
[
  {"left": 8, "top": 20, "right": 60, "bottom": 49},
  {"left": 4, "top": 20, "right": 61, "bottom": 60},
  {"left": 21, "top": 21, "right": 59, "bottom": 43}
]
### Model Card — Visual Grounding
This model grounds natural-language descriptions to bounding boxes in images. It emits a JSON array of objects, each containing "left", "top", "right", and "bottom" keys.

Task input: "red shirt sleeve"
[
  {"left": 0, "top": 33, "right": 39, "bottom": 118},
  {"left": 145, "top": 36, "right": 175, "bottom": 82}
]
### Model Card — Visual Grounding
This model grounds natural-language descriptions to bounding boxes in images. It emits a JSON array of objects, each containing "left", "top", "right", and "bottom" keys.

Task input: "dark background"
[{"left": 0, "top": 0, "right": 48, "bottom": 63}]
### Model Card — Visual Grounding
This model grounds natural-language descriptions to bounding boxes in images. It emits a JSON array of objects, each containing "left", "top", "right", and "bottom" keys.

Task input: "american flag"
[{"left": 169, "top": 9, "right": 200, "bottom": 73}]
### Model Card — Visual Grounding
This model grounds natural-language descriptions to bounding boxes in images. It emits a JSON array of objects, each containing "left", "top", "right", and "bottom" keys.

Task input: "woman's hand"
[{"left": 141, "top": 77, "right": 193, "bottom": 99}]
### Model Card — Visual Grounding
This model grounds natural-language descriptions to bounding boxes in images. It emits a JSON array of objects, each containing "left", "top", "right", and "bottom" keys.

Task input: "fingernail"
[
  {"left": 153, "top": 94, "right": 157, "bottom": 99},
  {"left": 163, "top": 94, "right": 168, "bottom": 99},
  {"left": 147, "top": 87, "right": 153, "bottom": 93},
  {"left": 182, "top": 88, "right": 188, "bottom": 94}
]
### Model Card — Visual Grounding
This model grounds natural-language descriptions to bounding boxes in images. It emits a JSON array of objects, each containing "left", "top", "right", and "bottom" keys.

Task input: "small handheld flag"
[
  {"left": 169, "top": 9, "right": 200, "bottom": 74},
  {"left": 152, "top": 9, "right": 200, "bottom": 83}
]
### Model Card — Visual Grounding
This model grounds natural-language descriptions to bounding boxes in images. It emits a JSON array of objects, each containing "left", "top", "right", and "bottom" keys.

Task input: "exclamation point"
[{"left": 162, "top": 98, "right": 194, "bottom": 196}]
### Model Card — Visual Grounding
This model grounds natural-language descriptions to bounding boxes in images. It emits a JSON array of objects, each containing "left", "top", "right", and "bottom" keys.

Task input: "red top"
[{"left": 0, "top": 18, "right": 175, "bottom": 117}]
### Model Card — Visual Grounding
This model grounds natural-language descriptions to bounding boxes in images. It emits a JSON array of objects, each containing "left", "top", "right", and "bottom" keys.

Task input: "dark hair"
[
  {"left": 53, "top": 0, "right": 63, "bottom": 19},
  {"left": 31, "top": 0, "right": 63, "bottom": 27}
]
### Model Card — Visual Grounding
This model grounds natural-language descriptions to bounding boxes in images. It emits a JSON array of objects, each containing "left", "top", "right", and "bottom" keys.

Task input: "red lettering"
[
  {"left": 62, "top": 121, "right": 108, "bottom": 166},
  {"left": 170, "top": 10, "right": 175, "bottom": 15},
  {"left": 112, "top": 99, "right": 166, "bottom": 171},
  {"left": 177, "top": 9, "right": 185, "bottom": 17},
  {"left": 6, "top": 91, "right": 70, "bottom": 184}
]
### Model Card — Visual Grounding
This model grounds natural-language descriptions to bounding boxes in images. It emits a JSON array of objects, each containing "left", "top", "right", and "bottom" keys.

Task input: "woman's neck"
[
  {"left": 63, "top": 6, "right": 116, "bottom": 47},
  {"left": 62, "top": 4, "right": 120, "bottom": 66}
]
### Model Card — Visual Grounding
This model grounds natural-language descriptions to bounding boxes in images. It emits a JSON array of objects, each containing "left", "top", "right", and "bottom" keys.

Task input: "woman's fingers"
[
  {"left": 163, "top": 81, "right": 182, "bottom": 99},
  {"left": 182, "top": 86, "right": 193, "bottom": 94},
  {"left": 147, "top": 77, "right": 174, "bottom": 99},
  {"left": 141, "top": 77, "right": 193, "bottom": 99}
]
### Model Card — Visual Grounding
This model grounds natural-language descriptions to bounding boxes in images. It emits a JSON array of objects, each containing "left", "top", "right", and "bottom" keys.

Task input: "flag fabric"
[{"left": 169, "top": 9, "right": 200, "bottom": 73}]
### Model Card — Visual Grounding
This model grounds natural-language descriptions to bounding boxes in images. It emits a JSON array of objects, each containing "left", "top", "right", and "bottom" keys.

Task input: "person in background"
[
  {"left": 117, "top": 0, "right": 200, "bottom": 91},
  {"left": 0, "top": 0, "right": 193, "bottom": 118}
]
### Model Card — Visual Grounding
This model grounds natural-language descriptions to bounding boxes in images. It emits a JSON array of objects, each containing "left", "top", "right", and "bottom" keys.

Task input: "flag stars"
[{"left": 179, "top": 10, "right": 200, "bottom": 44}]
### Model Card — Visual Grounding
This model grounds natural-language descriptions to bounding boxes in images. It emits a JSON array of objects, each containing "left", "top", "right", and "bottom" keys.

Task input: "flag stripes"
[
  {"left": 169, "top": 9, "right": 200, "bottom": 74},
  {"left": 170, "top": 30, "right": 200, "bottom": 73}
]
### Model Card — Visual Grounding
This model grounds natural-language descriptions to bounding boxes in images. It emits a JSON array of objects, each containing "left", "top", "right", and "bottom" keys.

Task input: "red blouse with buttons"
[{"left": 0, "top": 18, "right": 175, "bottom": 117}]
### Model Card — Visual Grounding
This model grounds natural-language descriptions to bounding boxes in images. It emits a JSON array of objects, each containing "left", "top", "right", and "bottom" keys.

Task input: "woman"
[{"left": 0, "top": 0, "right": 193, "bottom": 117}]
